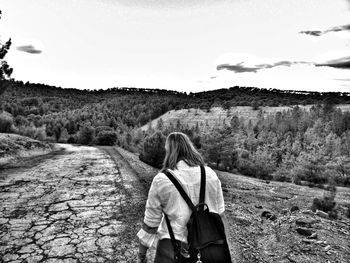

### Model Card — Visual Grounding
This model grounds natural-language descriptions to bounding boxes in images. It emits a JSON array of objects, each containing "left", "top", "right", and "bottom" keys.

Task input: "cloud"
[
  {"left": 314, "top": 51, "right": 350, "bottom": 69},
  {"left": 316, "top": 56, "right": 350, "bottom": 69},
  {"left": 300, "top": 24, "right": 350, "bottom": 37},
  {"left": 216, "top": 56, "right": 309, "bottom": 73},
  {"left": 16, "top": 45, "right": 42, "bottom": 54},
  {"left": 216, "top": 52, "right": 350, "bottom": 73}
]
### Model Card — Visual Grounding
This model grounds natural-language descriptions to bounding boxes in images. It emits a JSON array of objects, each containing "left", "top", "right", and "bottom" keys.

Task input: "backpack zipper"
[{"left": 196, "top": 250, "right": 202, "bottom": 263}]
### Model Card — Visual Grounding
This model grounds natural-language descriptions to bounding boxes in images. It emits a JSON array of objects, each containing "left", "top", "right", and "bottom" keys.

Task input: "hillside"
[
  {"left": 0, "top": 133, "right": 53, "bottom": 169},
  {"left": 141, "top": 104, "right": 350, "bottom": 131},
  {"left": 2, "top": 80, "right": 350, "bottom": 188}
]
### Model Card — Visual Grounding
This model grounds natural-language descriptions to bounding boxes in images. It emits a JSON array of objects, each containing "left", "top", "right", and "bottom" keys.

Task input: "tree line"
[{"left": 1, "top": 80, "right": 350, "bottom": 187}]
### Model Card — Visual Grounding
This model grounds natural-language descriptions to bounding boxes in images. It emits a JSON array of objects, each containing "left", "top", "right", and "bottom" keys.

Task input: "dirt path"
[{"left": 0, "top": 144, "right": 143, "bottom": 263}]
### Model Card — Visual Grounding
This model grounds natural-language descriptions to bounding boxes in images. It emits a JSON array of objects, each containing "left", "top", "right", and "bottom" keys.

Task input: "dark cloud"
[
  {"left": 217, "top": 61, "right": 304, "bottom": 73},
  {"left": 300, "top": 24, "right": 350, "bottom": 37},
  {"left": 299, "top": 30, "right": 323, "bottom": 37},
  {"left": 217, "top": 63, "right": 260, "bottom": 73},
  {"left": 316, "top": 56, "right": 350, "bottom": 69},
  {"left": 16, "top": 45, "right": 42, "bottom": 54}
]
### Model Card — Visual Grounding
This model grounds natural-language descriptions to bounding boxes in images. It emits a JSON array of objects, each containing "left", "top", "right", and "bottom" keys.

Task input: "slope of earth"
[
  {"left": 0, "top": 134, "right": 53, "bottom": 169},
  {"left": 141, "top": 105, "right": 350, "bottom": 131},
  {"left": 218, "top": 171, "right": 350, "bottom": 263}
]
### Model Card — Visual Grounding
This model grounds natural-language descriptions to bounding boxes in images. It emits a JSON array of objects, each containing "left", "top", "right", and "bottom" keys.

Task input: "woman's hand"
[{"left": 138, "top": 243, "right": 148, "bottom": 263}]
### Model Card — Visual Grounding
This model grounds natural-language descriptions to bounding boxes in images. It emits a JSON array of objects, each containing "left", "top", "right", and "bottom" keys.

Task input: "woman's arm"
[
  {"left": 138, "top": 243, "right": 148, "bottom": 263},
  {"left": 220, "top": 212, "right": 230, "bottom": 236},
  {"left": 137, "top": 175, "right": 163, "bottom": 261}
]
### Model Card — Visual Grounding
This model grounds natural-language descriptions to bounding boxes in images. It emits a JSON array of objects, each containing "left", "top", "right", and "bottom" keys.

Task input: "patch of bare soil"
[{"left": 218, "top": 171, "right": 350, "bottom": 263}]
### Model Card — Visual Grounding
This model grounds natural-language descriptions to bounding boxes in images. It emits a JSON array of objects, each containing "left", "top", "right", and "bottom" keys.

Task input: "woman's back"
[
  {"left": 137, "top": 132, "right": 228, "bottom": 263},
  {"left": 147, "top": 160, "right": 225, "bottom": 244}
]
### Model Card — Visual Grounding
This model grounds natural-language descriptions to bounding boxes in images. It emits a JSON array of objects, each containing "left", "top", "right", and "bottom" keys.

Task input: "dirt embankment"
[{"left": 0, "top": 134, "right": 54, "bottom": 169}]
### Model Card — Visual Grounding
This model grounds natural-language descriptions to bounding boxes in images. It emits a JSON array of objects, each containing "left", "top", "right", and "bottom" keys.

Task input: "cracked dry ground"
[{"left": 0, "top": 144, "right": 145, "bottom": 263}]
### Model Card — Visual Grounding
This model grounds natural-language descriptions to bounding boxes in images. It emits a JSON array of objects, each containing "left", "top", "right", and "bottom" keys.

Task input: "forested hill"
[
  {"left": 2, "top": 79, "right": 350, "bottom": 188},
  {"left": 1, "top": 79, "right": 350, "bottom": 138},
  {"left": 2, "top": 80, "right": 350, "bottom": 113}
]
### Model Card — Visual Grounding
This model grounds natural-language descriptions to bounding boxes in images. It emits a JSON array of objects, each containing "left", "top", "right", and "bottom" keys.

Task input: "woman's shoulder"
[
  {"left": 204, "top": 165, "right": 218, "bottom": 177},
  {"left": 152, "top": 171, "right": 171, "bottom": 184}
]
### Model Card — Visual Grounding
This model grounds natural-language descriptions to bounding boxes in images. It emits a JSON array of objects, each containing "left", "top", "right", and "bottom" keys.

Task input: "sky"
[{"left": 0, "top": 0, "right": 350, "bottom": 93}]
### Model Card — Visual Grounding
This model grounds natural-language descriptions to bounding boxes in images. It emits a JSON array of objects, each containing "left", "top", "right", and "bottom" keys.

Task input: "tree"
[
  {"left": 0, "top": 10, "right": 13, "bottom": 96},
  {"left": 156, "top": 118, "right": 164, "bottom": 131},
  {"left": 139, "top": 131, "right": 166, "bottom": 168},
  {"left": 230, "top": 115, "right": 240, "bottom": 132},
  {"left": 0, "top": 111, "right": 14, "bottom": 133},
  {"left": 96, "top": 130, "right": 117, "bottom": 146},
  {"left": 78, "top": 125, "right": 95, "bottom": 145}
]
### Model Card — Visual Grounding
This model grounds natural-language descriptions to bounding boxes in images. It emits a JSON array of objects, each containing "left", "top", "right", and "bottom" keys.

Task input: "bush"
[
  {"left": 311, "top": 186, "right": 337, "bottom": 215},
  {"left": 0, "top": 111, "right": 14, "bottom": 133},
  {"left": 346, "top": 204, "right": 350, "bottom": 218},
  {"left": 272, "top": 167, "right": 292, "bottom": 182},
  {"left": 67, "top": 136, "right": 77, "bottom": 144},
  {"left": 95, "top": 131, "right": 117, "bottom": 146},
  {"left": 95, "top": 126, "right": 113, "bottom": 135},
  {"left": 311, "top": 196, "right": 336, "bottom": 212},
  {"left": 139, "top": 131, "right": 166, "bottom": 168},
  {"left": 20, "top": 124, "right": 46, "bottom": 141},
  {"left": 328, "top": 209, "right": 338, "bottom": 220},
  {"left": 78, "top": 125, "right": 95, "bottom": 145}
]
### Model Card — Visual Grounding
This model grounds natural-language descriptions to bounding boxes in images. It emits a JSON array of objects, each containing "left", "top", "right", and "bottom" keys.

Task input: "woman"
[{"left": 137, "top": 132, "right": 227, "bottom": 263}]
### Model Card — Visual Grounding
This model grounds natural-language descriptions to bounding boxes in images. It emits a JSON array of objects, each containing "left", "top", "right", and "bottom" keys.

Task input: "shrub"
[
  {"left": 328, "top": 209, "right": 338, "bottom": 220},
  {"left": 95, "top": 131, "right": 117, "bottom": 146},
  {"left": 272, "top": 167, "right": 292, "bottom": 182},
  {"left": 67, "top": 136, "right": 76, "bottom": 144},
  {"left": 139, "top": 131, "right": 166, "bottom": 168},
  {"left": 311, "top": 185, "right": 337, "bottom": 216},
  {"left": 346, "top": 204, "right": 350, "bottom": 218},
  {"left": 95, "top": 126, "right": 113, "bottom": 135},
  {"left": 20, "top": 124, "right": 46, "bottom": 141},
  {"left": 0, "top": 111, "right": 14, "bottom": 133},
  {"left": 78, "top": 125, "right": 95, "bottom": 145},
  {"left": 311, "top": 196, "right": 336, "bottom": 212}
]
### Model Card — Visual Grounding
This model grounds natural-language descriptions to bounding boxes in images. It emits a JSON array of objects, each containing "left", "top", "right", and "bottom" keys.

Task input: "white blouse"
[{"left": 137, "top": 160, "right": 225, "bottom": 248}]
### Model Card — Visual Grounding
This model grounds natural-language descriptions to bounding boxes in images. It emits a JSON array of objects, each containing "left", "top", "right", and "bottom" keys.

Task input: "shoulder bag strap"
[
  {"left": 164, "top": 213, "right": 180, "bottom": 260},
  {"left": 198, "top": 165, "right": 206, "bottom": 211},
  {"left": 163, "top": 170, "right": 196, "bottom": 211}
]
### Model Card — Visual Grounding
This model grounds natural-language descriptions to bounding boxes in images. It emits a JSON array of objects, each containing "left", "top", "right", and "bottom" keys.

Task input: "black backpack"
[{"left": 163, "top": 166, "right": 232, "bottom": 263}]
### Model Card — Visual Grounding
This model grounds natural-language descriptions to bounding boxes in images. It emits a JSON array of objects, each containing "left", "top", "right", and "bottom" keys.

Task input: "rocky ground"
[
  {"left": 1, "top": 144, "right": 349, "bottom": 263},
  {"left": 219, "top": 171, "right": 350, "bottom": 263}
]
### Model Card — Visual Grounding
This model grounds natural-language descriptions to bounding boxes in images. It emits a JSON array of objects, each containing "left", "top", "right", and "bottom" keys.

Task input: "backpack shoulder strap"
[
  {"left": 163, "top": 170, "right": 196, "bottom": 211},
  {"left": 199, "top": 165, "right": 206, "bottom": 211},
  {"left": 164, "top": 213, "right": 180, "bottom": 257}
]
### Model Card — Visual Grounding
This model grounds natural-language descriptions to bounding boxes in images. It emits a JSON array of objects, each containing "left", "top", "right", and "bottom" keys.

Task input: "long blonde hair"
[{"left": 162, "top": 132, "right": 204, "bottom": 170}]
